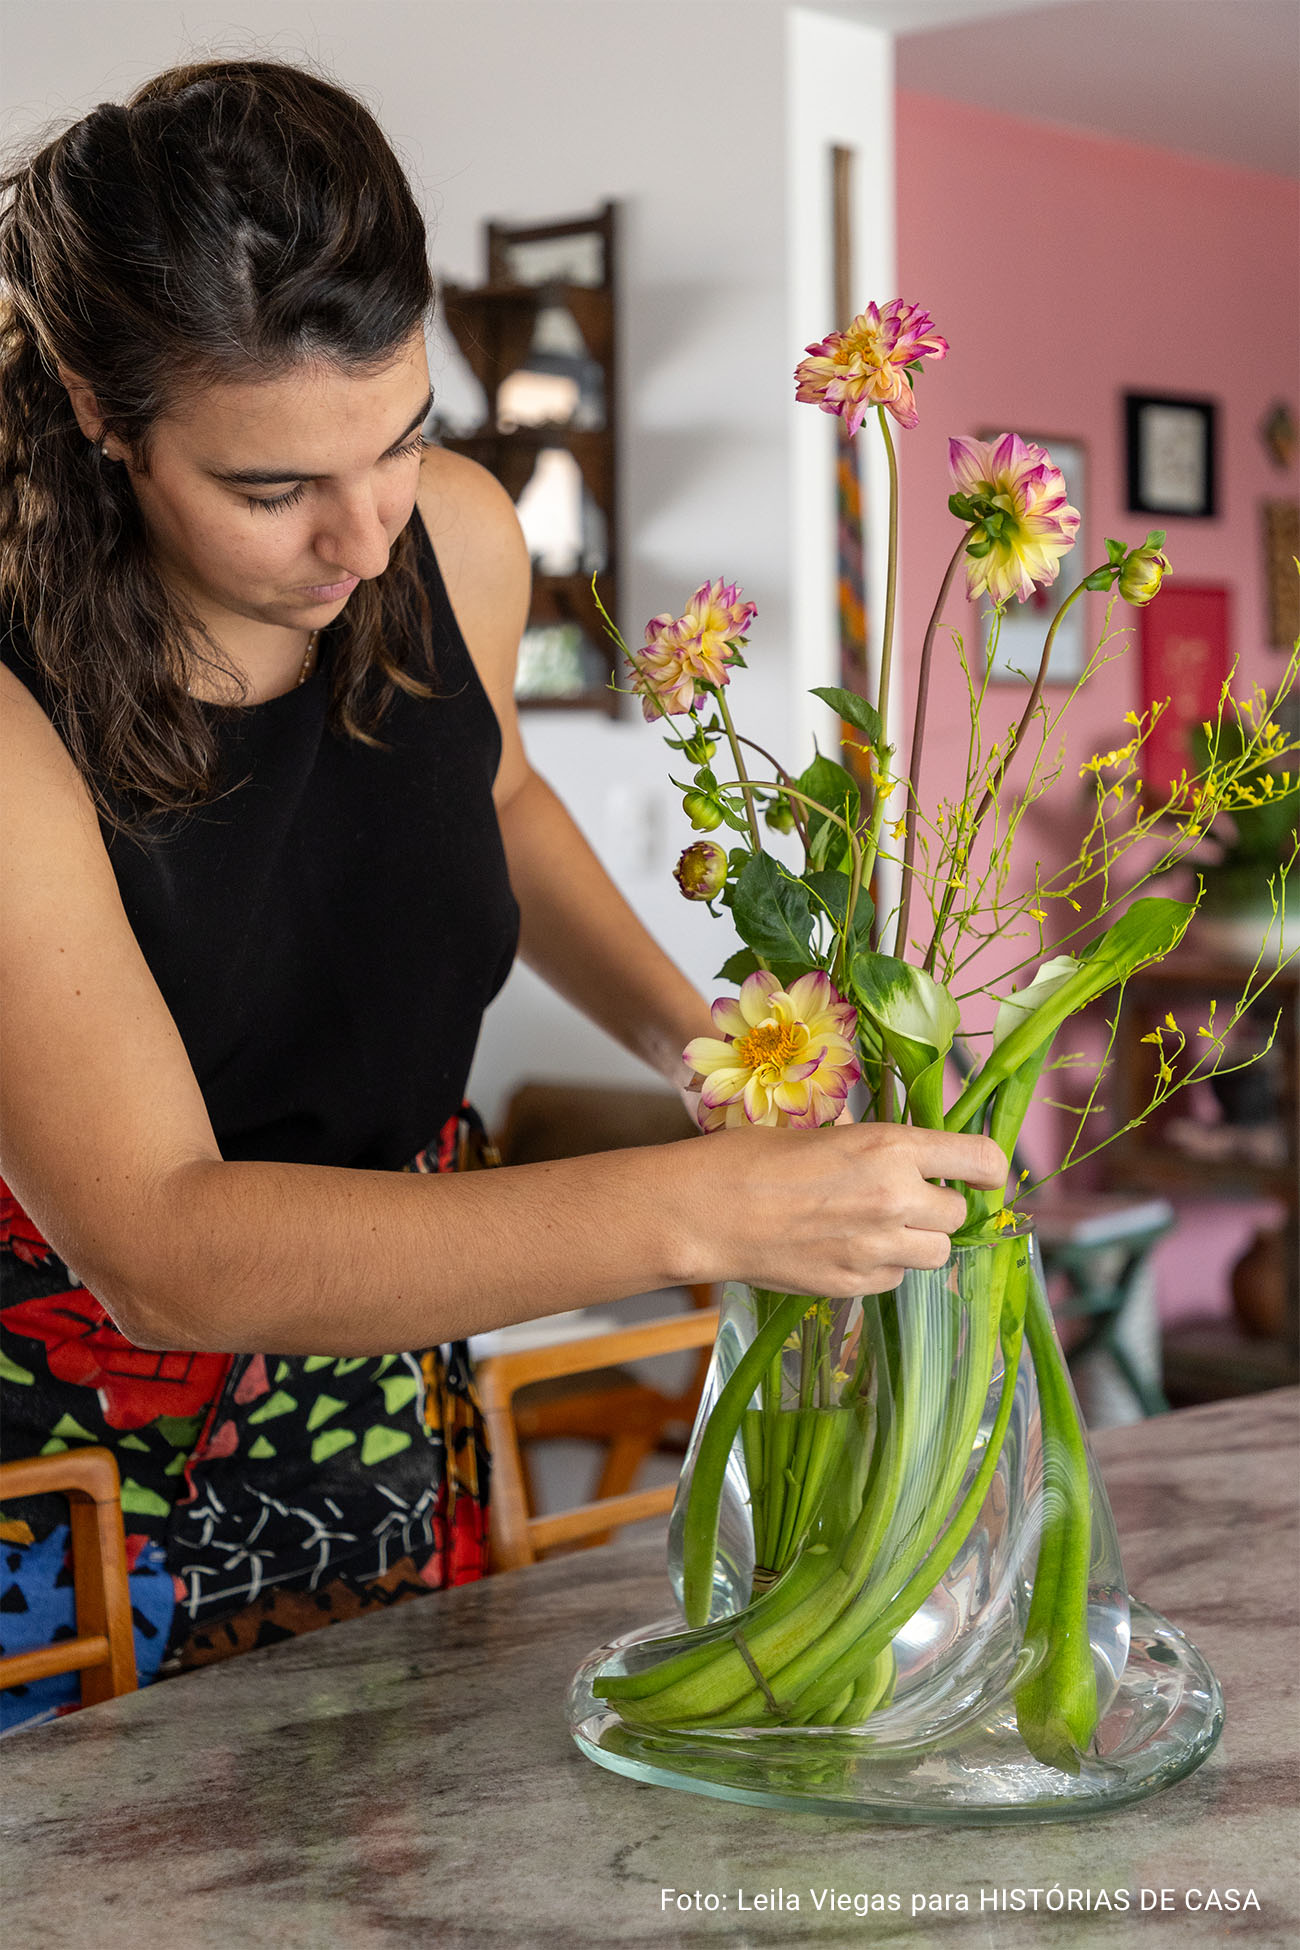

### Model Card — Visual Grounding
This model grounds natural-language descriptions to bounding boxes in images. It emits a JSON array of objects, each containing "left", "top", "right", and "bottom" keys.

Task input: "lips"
[{"left": 300, "top": 573, "right": 360, "bottom": 603}]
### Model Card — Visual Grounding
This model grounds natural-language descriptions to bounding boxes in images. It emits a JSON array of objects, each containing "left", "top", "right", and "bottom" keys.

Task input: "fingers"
[{"left": 908, "top": 1129, "right": 1007, "bottom": 1190}]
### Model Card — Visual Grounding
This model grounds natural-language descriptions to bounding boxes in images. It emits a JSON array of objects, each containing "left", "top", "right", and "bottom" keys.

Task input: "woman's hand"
[{"left": 680, "top": 1122, "right": 1007, "bottom": 1299}]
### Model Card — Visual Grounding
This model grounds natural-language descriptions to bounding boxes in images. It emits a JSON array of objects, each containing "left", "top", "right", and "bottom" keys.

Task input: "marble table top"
[{"left": 4, "top": 1390, "right": 1298, "bottom": 1949}]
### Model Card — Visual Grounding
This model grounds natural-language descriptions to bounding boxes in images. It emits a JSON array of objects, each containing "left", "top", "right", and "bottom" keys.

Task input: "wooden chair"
[
  {"left": 477, "top": 1307, "right": 719, "bottom": 1570},
  {"left": 0, "top": 1446, "right": 138, "bottom": 1705}
]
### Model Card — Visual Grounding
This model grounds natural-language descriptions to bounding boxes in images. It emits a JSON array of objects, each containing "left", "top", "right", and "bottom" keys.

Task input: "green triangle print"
[
  {"left": 247, "top": 1436, "right": 277, "bottom": 1461},
  {"left": 0, "top": 1350, "right": 35, "bottom": 1386},
  {"left": 378, "top": 1373, "right": 420, "bottom": 1417},
  {"left": 306, "top": 1394, "right": 347, "bottom": 1433},
  {"left": 311, "top": 1428, "right": 356, "bottom": 1465},
  {"left": 247, "top": 1389, "right": 297, "bottom": 1424},
  {"left": 51, "top": 1413, "right": 98, "bottom": 1442},
  {"left": 360, "top": 1425, "right": 412, "bottom": 1468},
  {"left": 120, "top": 1480, "right": 172, "bottom": 1518},
  {"left": 303, "top": 1356, "right": 334, "bottom": 1372}
]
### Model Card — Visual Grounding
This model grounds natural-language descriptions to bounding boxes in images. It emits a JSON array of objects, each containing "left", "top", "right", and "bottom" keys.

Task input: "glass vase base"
[{"left": 567, "top": 1600, "right": 1222, "bottom": 1827}]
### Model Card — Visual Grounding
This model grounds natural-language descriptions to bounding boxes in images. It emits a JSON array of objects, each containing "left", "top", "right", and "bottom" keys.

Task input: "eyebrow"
[{"left": 211, "top": 390, "right": 434, "bottom": 487}]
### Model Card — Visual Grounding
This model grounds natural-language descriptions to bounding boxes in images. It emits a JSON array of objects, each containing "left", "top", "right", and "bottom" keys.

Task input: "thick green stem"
[
  {"left": 680, "top": 1292, "right": 805, "bottom": 1625},
  {"left": 715, "top": 687, "right": 763, "bottom": 851},
  {"left": 1014, "top": 1275, "right": 1098, "bottom": 1772}
]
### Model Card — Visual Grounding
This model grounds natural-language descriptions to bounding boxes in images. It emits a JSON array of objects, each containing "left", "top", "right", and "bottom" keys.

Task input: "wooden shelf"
[{"left": 436, "top": 206, "right": 620, "bottom": 709}]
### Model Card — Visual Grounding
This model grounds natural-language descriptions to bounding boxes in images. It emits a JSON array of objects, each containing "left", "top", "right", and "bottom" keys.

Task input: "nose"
[{"left": 313, "top": 487, "right": 392, "bottom": 582}]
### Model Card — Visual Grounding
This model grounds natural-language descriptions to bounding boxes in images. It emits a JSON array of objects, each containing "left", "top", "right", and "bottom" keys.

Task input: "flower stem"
[
  {"left": 680, "top": 1291, "right": 806, "bottom": 1626},
  {"left": 894, "top": 529, "right": 977, "bottom": 960},
  {"left": 715, "top": 688, "right": 763, "bottom": 851},
  {"left": 1014, "top": 1274, "right": 1098, "bottom": 1772},
  {"left": 924, "top": 576, "right": 1092, "bottom": 977},
  {"left": 874, "top": 405, "right": 900, "bottom": 750}
]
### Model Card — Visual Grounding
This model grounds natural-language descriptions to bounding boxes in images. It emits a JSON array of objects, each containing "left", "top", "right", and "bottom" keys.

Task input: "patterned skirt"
[{"left": 0, "top": 1110, "right": 493, "bottom": 1731}]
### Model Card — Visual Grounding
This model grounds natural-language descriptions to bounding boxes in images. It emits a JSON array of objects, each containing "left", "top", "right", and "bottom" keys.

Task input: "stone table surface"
[{"left": 3, "top": 1390, "right": 1298, "bottom": 1950}]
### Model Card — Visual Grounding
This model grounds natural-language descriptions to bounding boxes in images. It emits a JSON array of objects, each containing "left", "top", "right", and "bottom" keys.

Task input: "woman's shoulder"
[
  {"left": 416, "top": 444, "right": 529, "bottom": 605},
  {"left": 414, "top": 448, "right": 530, "bottom": 800}
]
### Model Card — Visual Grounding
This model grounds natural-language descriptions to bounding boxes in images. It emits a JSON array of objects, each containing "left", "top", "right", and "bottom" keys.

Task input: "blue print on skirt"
[{"left": 0, "top": 1526, "right": 175, "bottom": 1733}]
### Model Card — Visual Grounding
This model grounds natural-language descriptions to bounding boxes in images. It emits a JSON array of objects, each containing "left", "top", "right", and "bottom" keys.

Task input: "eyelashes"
[
  {"left": 245, "top": 433, "right": 427, "bottom": 515},
  {"left": 248, "top": 482, "right": 307, "bottom": 515}
]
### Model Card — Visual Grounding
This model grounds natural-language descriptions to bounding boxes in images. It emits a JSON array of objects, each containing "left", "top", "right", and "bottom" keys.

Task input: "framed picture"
[
  {"left": 1125, "top": 392, "right": 1218, "bottom": 519},
  {"left": 980, "top": 434, "right": 1086, "bottom": 683},
  {"left": 1262, "top": 499, "right": 1300, "bottom": 649},
  {"left": 1139, "top": 581, "right": 1231, "bottom": 795}
]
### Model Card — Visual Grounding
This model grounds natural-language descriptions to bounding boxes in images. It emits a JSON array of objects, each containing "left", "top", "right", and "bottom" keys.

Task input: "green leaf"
[
  {"left": 810, "top": 687, "right": 883, "bottom": 748},
  {"left": 1105, "top": 537, "right": 1128, "bottom": 565},
  {"left": 794, "top": 753, "right": 860, "bottom": 872},
  {"left": 716, "top": 947, "right": 762, "bottom": 984},
  {"left": 731, "top": 853, "right": 814, "bottom": 964}
]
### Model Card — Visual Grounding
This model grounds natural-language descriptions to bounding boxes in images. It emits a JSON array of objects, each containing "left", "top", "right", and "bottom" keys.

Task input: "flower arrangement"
[{"left": 587, "top": 300, "right": 1298, "bottom": 1782}]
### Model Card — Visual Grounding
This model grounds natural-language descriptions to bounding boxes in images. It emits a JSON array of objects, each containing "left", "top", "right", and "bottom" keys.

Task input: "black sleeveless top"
[{"left": 2, "top": 514, "right": 519, "bottom": 1167}]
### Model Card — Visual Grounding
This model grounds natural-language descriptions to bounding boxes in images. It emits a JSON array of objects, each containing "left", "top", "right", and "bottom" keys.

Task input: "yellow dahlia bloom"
[
  {"left": 795, "top": 300, "right": 948, "bottom": 435},
  {"left": 684, "top": 970, "right": 860, "bottom": 1131},
  {"left": 629, "top": 579, "right": 757, "bottom": 720},
  {"left": 949, "top": 432, "right": 1080, "bottom": 606}
]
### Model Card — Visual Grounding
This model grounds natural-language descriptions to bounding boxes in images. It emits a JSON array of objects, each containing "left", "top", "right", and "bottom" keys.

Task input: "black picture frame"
[{"left": 1124, "top": 392, "right": 1218, "bottom": 519}]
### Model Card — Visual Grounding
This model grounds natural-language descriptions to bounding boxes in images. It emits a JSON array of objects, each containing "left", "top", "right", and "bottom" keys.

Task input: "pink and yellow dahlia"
[
  {"left": 629, "top": 579, "right": 757, "bottom": 721},
  {"left": 684, "top": 970, "right": 860, "bottom": 1131},
  {"left": 794, "top": 300, "right": 948, "bottom": 435},
  {"left": 949, "top": 432, "right": 1081, "bottom": 606}
]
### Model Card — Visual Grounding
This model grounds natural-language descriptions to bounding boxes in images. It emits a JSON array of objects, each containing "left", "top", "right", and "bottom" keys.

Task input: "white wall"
[{"left": 1, "top": 0, "right": 894, "bottom": 1127}]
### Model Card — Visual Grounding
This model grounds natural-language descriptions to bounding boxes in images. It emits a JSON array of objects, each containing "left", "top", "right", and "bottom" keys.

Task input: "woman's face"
[{"left": 112, "top": 331, "right": 432, "bottom": 650}]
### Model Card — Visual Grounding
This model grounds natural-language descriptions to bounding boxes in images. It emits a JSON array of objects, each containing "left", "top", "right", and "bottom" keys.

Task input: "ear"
[{"left": 57, "top": 364, "right": 126, "bottom": 461}]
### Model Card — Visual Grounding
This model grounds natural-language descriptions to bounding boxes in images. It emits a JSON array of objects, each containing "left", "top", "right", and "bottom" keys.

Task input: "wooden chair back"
[
  {"left": 477, "top": 1308, "right": 719, "bottom": 1571},
  {"left": 0, "top": 1446, "right": 138, "bottom": 1705}
]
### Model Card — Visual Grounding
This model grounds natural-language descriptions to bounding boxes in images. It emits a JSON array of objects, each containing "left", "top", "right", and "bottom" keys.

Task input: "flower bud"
[
  {"left": 682, "top": 789, "right": 725, "bottom": 831},
  {"left": 764, "top": 797, "right": 796, "bottom": 834},
  {"left": 673, "top": 841, "right": 728, "bottom": 901},
  {"left": 1117, "top": 535, "right": 1170, "bottom": 607}
]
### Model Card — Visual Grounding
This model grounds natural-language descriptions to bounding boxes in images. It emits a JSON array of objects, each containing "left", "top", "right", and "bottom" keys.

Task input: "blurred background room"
[{"left": 5, "top": 0, "right": 1297, "bottom": 1537}]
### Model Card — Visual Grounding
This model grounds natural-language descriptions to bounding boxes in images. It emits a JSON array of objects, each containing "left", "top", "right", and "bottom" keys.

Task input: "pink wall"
[{"left": 893, "top": 90, "right": 1299, "bottom": 1318}]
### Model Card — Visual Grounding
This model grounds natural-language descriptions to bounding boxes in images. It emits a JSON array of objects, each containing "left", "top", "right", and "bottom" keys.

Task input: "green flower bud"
[
  {"left": 673, "top": 840, "right": 728, "bottom": 901},
  {"left": 764, "top": 797, "right": 796, "bottom": 834},
  {"left": 1117, "top": 536, "right": 1171, "bottom": 607},
  {"left": 682, "top": 789, "right": 725, "bottom": 831}
]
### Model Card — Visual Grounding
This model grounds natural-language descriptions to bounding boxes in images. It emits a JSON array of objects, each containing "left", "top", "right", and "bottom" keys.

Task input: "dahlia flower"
[
  {"left": 794, "top": 301, "right": 949, "bottom": 435},
  {"left": 628, "top": 579, "right": 757, "bottom": 720},
  {"left": 949, "top": 433, "right": 1081, "bottom": 606},
  {"left": 684, "top": 970, "right": 860, "bottom": 1131}
]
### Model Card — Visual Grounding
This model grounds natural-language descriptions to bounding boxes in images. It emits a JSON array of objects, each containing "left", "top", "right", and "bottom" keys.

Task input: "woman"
[{"left": 0, "top": 59, "right": 1003, "bottom": 1725}]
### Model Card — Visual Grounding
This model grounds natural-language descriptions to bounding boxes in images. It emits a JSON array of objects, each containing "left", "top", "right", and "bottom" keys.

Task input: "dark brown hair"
[{"left": 0, "top": 58, "right": 435, "bottom": 824}]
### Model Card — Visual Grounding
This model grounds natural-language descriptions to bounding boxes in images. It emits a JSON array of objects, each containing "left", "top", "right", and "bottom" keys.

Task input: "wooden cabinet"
[{"left": 1103, "top": 956, "right": 1299, "bottom": 1399}]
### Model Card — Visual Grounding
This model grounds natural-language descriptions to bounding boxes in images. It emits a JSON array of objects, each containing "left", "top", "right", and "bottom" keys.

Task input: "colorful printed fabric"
[
  {"left": 0, "top": 1108, "right": 492, "bottom": 1731},
  {"left": 0, "top": 1527, "right": 175, "bottom": 1734}
]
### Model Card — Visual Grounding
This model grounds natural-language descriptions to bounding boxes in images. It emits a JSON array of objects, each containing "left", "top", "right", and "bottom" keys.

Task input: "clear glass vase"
[{"left": 567, "top": 1231, "right": 1222, "bottom": 1821}]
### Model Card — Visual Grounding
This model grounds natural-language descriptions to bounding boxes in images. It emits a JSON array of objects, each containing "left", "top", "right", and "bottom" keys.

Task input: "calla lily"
[
  {"left": 852, "top": 954, "right": 960, "bottom": 1126},
  {"left": 947, "top": 898, "right": 1194, "bottom": 1133},
  {"left": 993, "top": 955, "right": 1082, "bottom": 1047}
]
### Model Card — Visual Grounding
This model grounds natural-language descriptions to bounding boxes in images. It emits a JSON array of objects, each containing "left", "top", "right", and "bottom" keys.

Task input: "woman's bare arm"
[{"left": 0, "top": 460, "right": 1006, "bottom": 1357}]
